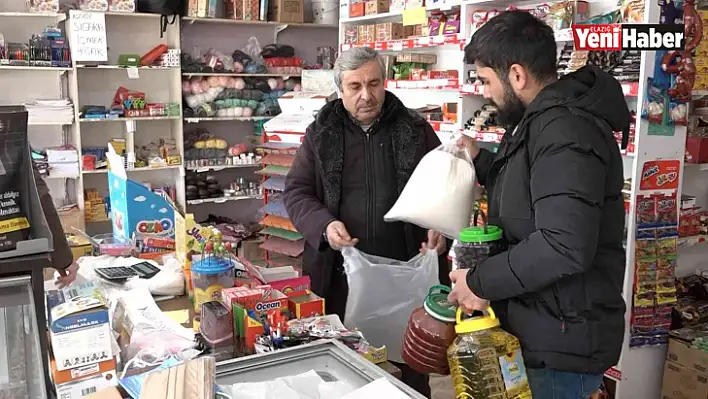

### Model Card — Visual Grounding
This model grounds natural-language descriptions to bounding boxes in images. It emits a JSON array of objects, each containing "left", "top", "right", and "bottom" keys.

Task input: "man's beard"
[{"left": 494, "top": 81, "right": 526, "bottom": 128}]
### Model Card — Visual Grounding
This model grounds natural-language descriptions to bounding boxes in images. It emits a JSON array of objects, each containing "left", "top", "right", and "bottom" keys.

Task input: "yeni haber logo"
[{"left": 571, "top": 24, "right": 685, "bottom": 51}]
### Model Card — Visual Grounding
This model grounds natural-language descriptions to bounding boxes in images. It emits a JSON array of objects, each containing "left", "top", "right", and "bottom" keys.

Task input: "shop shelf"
[
  {"left": 186, "top": 194, "right": 261, "bottom": 205},
  {"left": 340, "top": 34, "right": 464, "bottom": 52},
  {"left": 385, "top": 78, "right": 459, "bottom": 90},
  {"left": 82, "top": 165, "right": 182, "bottom": 174},
  {"left": 0, "top": 65, "right": 71, "bottom": 72},
  {"left": 0, "top": 11, "right": 65, "bottom": 20},
  {"left": 76, "top": 65, "right": 177, "bottom": 70},
  {"left": 181, "top": 72, "right": 299, "bottom": 77},
  {"left": 79, "top": 115, "right": 181, "bottom": 122},
  {"left": 184, "top": 116, "right": 273, "bottom": 123},
  {"left": 185, "top": 163, "right": 260, "bottom": 172}
]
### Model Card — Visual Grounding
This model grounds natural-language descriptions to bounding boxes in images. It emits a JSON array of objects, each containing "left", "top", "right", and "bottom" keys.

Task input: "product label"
[
  {"left": 194, "top": 285, "right": 224, "bottom": 311},
  {"left": 499, "top": 349, "right": 529, "bottom": 396}
]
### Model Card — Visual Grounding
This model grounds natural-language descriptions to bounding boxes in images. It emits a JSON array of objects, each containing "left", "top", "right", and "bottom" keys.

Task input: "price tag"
[
  {"left": 432, "top": 35, "right": 445, "bottom": 44},
  {"left": 214, "top": 198, "right": 227, "bottom": 204},
  {"left": 483, "top": 132, "right": 499, "bottom": 143},
  {"left": 126, "top": 66, "right": 139, "bottom": 79},
  {"left": 418, "top": 37, "right": 431, "bottom": 45},
  {"left": 390, "top": 42, "right": 403, "bottom": 51}
]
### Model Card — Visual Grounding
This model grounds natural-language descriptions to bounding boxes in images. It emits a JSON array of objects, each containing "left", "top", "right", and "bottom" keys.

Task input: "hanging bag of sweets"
[{"left": 0, "top": 107, "right": 31, "bottom": 252}]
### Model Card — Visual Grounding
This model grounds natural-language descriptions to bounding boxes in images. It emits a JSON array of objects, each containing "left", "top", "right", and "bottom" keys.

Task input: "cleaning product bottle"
[{"left": 448, "top": 307, "right": 532, "bottom": 399}]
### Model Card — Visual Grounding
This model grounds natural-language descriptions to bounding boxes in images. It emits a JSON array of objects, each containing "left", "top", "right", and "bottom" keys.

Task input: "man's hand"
[
  {"left": 457, "top": 134, "right": 480, "bottom": 160},
  {"left": 421, "top": 230, "right": 446, "bottom": 254},
  {"left": 448, "top": 269, "right": 488, "bottom": 313},
  {"left": 326, "top": 221, "right": 359, "bottom": 250},
  {"left": 56, "top": 262, "right": 79, "bottom": 288}
]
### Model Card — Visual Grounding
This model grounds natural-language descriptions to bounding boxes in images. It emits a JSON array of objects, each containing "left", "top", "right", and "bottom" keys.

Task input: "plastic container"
[
  {"left": 448, "top": 308, "right": 532, "bottom": 399},
  {"left": 312, "top": 0, "right": 339, "bottom": 25},
  {"left": 453, "top": 210, "right": 506, "bottom": 271},
  {"left": 191, "top": 256, "right": 235, "bottom": 313},
  {"left": 200, "top": 301, "right": 233, "bottom": 341},
  {"left": 402, "top": 285, "right": 457, "bottom": 375}
]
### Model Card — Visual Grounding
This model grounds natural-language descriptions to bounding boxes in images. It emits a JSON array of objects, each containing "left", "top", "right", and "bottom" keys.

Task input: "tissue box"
[{"left": 46, "top": 282, "right": 113, "bottom": 371}]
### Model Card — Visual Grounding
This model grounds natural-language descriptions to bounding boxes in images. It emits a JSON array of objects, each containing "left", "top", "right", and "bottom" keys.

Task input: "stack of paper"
[
  {"left": 24, "top": 99, "right": 75, "bottom": 126},
  {"left": 45, "top": 145, "right": 79, "bottom": 177}
]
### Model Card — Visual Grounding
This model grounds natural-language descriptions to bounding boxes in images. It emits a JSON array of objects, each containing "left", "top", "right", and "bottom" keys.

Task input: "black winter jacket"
[{"left": 467, "top": 66, "right": 628, "bottom": 374}]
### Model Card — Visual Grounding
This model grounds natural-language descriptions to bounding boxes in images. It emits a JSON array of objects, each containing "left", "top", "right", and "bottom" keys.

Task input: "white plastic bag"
[
  {"left": 384, "top": 138, "right": 476, "bottom": 239},
  {"left": 342, "top": 247, "right": 439, "bottom": 363}
]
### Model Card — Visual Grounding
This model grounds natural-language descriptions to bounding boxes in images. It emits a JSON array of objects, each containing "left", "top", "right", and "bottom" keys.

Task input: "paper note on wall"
[
  {"left": 402, "top": 7, "right": 427, "bottom": 26},
  {"left": 69, "top": 10, "right": 108, "bottom": 62}
]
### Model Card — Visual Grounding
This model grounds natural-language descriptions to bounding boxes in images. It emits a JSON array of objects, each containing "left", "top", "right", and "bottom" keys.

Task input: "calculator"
[{"left": 95, "top": 262, "right": 161, "bottom": 282}]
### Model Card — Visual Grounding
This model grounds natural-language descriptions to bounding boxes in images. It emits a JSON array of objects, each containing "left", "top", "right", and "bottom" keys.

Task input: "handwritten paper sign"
[{"left": 69, "top": 10, "right": 107, "bottom": 62}]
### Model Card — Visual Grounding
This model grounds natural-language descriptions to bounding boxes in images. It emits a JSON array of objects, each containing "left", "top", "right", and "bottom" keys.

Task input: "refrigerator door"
[{"left": 0, "top": 275, "right": 47, "bottom": 399}]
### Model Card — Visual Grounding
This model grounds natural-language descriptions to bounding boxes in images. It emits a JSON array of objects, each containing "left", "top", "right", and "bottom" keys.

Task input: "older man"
[{"left": 282, "top": 47, "right": 446, "bottom": 397}]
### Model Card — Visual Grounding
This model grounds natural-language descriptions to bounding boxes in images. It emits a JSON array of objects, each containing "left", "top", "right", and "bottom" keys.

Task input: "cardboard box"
[
  {"left": 47, "top": 282, "right": 113, "bottom": 371},
  {"left": 225, "top": 0, "right": 244, "bottom": 19},
  {"left": 396, "top": 53, "right": 437, "bottom": 64},
  {"left": 365, "top": 0, "right": 388, "bottom": 14},
  {"left": 233, "top": 303, "right": 265, "bottom": 355},
  {"left": 51, "top": 357, "right": 117, "bottom": 386},
  {"left": 68, "top": 234, "right": 93, "bottom": 260},
  {"left": 288, "top": 291, "right": 325, "bottom": 319},
  {"left": 269, "top": 0, "right": 304, "bottom": 23},
  {"left": 350, "top": 2, "right": 365, "bottom": 17},
  {"left": 662, "top": 360, "right": 708, "bottom": 399},
  {"left": 55, "top": 374, "right": 117, "bottom": 399},
  {"left": 344, "top": 25, "right": 359, "bottom": 43},
  {"left": 243, "top": 0, "right": 259, "bottom": 20},
  {"left": 376, "top": 22, "right": 404, "bottom": 41},
  {"left": 668, "top": 335, "right": 708, "bottom": 373},
  {"left": 358, "top": 24, "right": 376, "bottom": 43}
]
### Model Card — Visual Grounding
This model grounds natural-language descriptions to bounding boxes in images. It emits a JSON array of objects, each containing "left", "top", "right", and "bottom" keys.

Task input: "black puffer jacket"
[{"left": 467, "top": 66, "right": 628, "bottom": 374}]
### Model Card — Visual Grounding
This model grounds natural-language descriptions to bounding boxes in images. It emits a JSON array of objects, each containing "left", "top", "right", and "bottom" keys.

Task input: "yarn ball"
[
  {"left": 186, "top": 95, "right": 200, "bottom": 109},
  {"left": 200, "top": 79, "right": 210, "bottom": 92},
  {"left": 207, "top": 76, "right": 220, "bottom": 87},
  {"left": 267, "top": 78, "right": 278, "bottom": 90},
  {"left": 226, "top": 77, "right": 238, "bottom": 89},
  {"left": 218, "top": 76, "right": 229, "bottom": 87},
  {"left": 191, "top": 80, "right": 203, "bottom": 94},
  {"left": 234, "top": 78, "right": 246, "bottom": 90},
  {"left": 182, "top": 81, "right": 192, "bottom": 94},
  {"left": 233, "top": 62, "right": 245, "bottom": 73},
  {"left": 284, "top": 79, "right": 297, "bottom": 91},
  {"left": 242, "top": 107, "right": 253, "bottom": 117},
  {"left": 293, "top": 84, "right": 302, "bottom": 91},
  {"left": 233, "top": 107, "right": 244, "bottom": 117},
  {"left": 217, "top": 108, "right": 229, "bottom": 117}
]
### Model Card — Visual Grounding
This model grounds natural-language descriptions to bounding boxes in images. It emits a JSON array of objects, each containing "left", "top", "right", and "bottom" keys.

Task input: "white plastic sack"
[
  {"left": 342, "top": 247, "right": 439, "bottom": 363},
  {"left": 384, "top": 138, "right": 476, "bottom": 239}
]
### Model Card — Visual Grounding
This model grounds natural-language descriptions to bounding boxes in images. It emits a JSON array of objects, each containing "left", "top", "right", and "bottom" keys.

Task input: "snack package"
[
  {"left": 636, "top": 195, "right": 657, "bottom": 227},
  {"left": 635, "top": 233, "right": 657, "bottom": 259},
  {"left": 642, "top": 79, "right": 668, "bottom": 124},
  {"left": 670, "top": 101, "right": 688, "bottom": 125},
  {"left": 656, "top": 194, "right": 678, "bottom": 226}
]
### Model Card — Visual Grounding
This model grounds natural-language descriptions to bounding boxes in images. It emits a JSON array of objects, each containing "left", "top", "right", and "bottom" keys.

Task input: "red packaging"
[
  {"left": 686, "top": 137, "right": 708, "bottom": 164},
  {"left": 350, "top": 2, "right": 365, "bottom": 17},
  {"left": 656, "top": 193, "right": 678, "bottom": 227},
  {"left": 636, "top": 195, "right": 656, "bottom": 227},
  {"left": 427, "top": 70, "right": 459, "bottom": 80}
]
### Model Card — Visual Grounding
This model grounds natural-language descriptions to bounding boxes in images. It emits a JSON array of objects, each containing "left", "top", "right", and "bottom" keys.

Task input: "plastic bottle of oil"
[{"left": 447, "top": 307, "right": 532, "bottom": 399}]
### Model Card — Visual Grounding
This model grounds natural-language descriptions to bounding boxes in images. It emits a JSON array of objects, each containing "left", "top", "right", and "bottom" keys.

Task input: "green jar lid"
[
  {"left": 459, "top": 225, "right": 503, "bottom": 243},
  {"left": 424, "top": 285, "right": 457, "bottom": 322}
]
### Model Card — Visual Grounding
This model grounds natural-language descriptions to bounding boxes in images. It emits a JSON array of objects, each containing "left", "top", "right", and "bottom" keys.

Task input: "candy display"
[
  {"left": 661, "top": 0, "right": 702, "bottom": 103},
  {"left": 631, "top": 193, "right": 679, "bottom": 348},
  {"left": 464, "top": 104, "right": 502, "bottom": 133},
  {"left": 28, "top": 0, "right": 60, "bottom": 12},
  {"left": 191, "top": 230, "right": 238, "bottom": 313}
]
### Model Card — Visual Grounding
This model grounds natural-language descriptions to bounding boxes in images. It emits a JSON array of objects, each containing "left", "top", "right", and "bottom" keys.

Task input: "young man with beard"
[
  {"left": 282, "top": 47, "right": 447, "bottom": 397},
  {"left": 448, "top": 11, "right": 628, "bottom": 398}
]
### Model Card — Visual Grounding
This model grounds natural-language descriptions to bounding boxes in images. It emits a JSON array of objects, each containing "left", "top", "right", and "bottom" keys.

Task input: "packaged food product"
[
  {"left": 636, "top": 195, "right": 657, "bottom": 227},
  {"left": 545, "top": 1, "right": 573, "bottom": 30},
  {"left": 108, "top": 0, "right": 135, "bottom": 12},
  {"left": 78, "top": 0, "right": 108, "bottom": 11},
  {"left": 447, "top": 308, "right": 532, "bottom": 399},
  {"left": 28, "top": 0, "right": 60, "bottom": 12},
  {"left": 453, "top": 211, "right": 506, "bottom": 271},
  {"left": 0, "top": 108, "right": 31, "bottom": 252},
  {"left": 402, "top": 285, "right": 457, "bottom": 375}
]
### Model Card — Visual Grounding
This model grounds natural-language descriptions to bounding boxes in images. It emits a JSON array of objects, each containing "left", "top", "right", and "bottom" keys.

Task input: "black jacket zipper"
[{"left": 365, "top": 133, "right": 375, "bottom": 242}]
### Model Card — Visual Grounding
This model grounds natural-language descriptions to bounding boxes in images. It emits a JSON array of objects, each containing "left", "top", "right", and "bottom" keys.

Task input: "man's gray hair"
[{"left": 333, "top": 47, "right": 386, "bottom": 89}]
